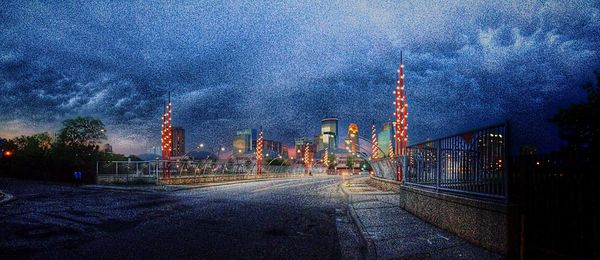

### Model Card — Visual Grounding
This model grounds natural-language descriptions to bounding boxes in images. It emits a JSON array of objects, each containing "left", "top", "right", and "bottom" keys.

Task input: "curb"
[
  {"left": 0, "top": 190, "right": 14, "bottom": 205},
  {"left": 82, "top": 185, "right": 159, "bottom": 193},
  {"left": 339, "top": 180, "right": 378, "bottom": 260},
  {"left": 166, "top": 175, "right": 308, "bottom": 192},
  {"left": 84, "top": 175, "right": 309, "bottom": 193}
]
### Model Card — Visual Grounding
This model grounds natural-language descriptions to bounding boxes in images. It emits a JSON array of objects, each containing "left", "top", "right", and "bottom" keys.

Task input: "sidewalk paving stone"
[
  {"left": 343, "top": 177, "right": 502, "bottom": 259},
  {"left": 351, "top": 200, "right": 396, "bottom": 210},
  {"left": 364, "top": 221, "right": 440, "bottom": 240}
]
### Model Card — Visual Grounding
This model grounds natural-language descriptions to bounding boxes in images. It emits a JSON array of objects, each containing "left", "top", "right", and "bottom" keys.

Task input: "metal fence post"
[
  {"left": 504, "top": 122, "right": 510, "bottom": 202},
  {"left": 436, "top": 139, "right": 442, "bottom": 191},
  {"left": 402, "top": 155, "right": 408, "bottom": 184}
]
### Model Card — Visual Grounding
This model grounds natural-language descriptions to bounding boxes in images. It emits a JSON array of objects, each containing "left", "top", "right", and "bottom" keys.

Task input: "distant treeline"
[{"left": 0, "top": 117, "right": 138, "bottom": 183}]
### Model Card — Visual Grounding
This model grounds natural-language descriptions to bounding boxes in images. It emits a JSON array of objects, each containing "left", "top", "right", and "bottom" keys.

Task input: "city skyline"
[
  {"left": 0, "top": 2, "right": 596, "bottom": 258},
  {"left": 1, "top": 1, "right": 599, "bottom": 155}
]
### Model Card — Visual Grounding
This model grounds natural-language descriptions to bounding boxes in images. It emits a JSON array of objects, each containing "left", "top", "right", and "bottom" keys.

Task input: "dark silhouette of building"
[{"left": 172, "top": 127, "right": 185, "bottom": 157}]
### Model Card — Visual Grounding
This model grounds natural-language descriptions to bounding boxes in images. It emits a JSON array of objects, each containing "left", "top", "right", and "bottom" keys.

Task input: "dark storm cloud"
[{"left": 1, "top": 0, "right": 599, "bottom": 154}]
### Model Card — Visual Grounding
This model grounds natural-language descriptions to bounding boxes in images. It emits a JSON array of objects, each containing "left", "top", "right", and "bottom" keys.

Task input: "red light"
[{"left": 3, "top": 150, "right": 13, "bottom": 157}]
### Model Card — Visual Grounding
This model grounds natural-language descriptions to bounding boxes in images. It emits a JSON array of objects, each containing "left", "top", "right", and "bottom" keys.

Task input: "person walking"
[{"left": 73, "top": 171, "right": 82, "bottom": 186}]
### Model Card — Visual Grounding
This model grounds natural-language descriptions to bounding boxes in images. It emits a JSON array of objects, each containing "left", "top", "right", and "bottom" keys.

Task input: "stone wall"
[{"left": 368, "top": 175, "right": 520, "bottom": 257}]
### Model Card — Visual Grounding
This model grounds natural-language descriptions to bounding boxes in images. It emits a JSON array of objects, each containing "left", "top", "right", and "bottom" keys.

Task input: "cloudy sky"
[{"left": 1, "top": 0, "right": 599, "bottom": 154}]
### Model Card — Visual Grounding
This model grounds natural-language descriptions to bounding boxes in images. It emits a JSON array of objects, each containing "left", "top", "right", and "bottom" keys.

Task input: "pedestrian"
[{"left": 73, "top": 171, "right": 82, "bottom": 186}]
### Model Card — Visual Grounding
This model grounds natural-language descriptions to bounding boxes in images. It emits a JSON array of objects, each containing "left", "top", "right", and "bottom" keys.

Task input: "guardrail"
[
  {"left": 96, "top": 159, "right": 326, "bottom": 182},
  {"left": 404, "top": 123, "right": 509, "bottom": 201}
]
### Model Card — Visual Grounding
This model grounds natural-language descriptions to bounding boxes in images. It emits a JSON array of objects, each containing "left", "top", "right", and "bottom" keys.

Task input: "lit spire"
[
  {"left": 371, "top": 121, "right": 379, "bottom": 160},
  {"left": 256, "top": 127, "right": 263, "bottom": 175}
]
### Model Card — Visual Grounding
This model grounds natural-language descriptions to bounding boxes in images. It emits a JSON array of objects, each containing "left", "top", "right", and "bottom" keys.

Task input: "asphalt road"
[{"left": 0, "top": 176, "right": 363, "bottom": 259}]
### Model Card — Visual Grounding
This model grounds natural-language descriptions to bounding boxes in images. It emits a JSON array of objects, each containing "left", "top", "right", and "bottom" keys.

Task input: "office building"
[
  {"left": 320, "top": 117, "right": 339, "bottom": 152},
  {"left": 346, "top": 123, "right": 359, "bottom": 153},
  {"left": 172, "top": 127, "right": 185, "bottom": 157},
  {"left": 233, "top": 128, "right": 258, "bottom": 156},
  {"left": 377, "top": 123, "right": 394, "bottom": 157},
  {"left": 263, "top": 139, "right": 283, "bottom": 157}
]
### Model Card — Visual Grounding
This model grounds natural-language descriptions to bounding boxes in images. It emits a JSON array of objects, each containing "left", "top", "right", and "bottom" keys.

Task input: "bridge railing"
[
  {"left": 96, "top": 160, "right": 322, "bottom": 181},
  {"left": 404, "top": 123, "right": 509, "bottom": 201}
]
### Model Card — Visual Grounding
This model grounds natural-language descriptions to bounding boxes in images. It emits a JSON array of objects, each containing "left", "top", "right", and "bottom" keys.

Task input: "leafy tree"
[
  {"left": 0, "top": 133, "right": 53, "bottom": 179},
  {"left": 550, "top": 71, "right": 600, "bottom": 153},
  {"left": 53, "top": 117, "right": 107, "bottom": 182},
  {"left": 56, "top": 117, "right": 106, "bottom": 150},
  {"left": 327, "top": 153, "right": 337, "bottom": 169},
  {"left": 346, "top": 156, "right": 354, "bottom": 169},
  {"left": 12, "top": 132, "right": 53, "bottom": 155},
  {"left": 0, "top": 117, "right": 116, "bottom": 183}
]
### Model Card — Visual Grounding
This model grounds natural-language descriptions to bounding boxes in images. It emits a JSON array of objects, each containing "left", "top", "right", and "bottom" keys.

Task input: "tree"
[
  {"left": 12, "top": 132, "right": 53, "bottom": 155},
  {"left": 346, "top": 156, "right": 354, "bottom": 169},
  {"left": 56, "top": 117, "right": 106, "bottom": 150},
  {"left": 327, "top": 153, "right": 337, "bottom": 169},
  {"left": 0, "top": 133, "right": 53, "bottom": 179},
  {"left": 550, "top": 71, "right": 600, "bottom": 153},
  {"left": 53, "top": 117, "right": 107, "bottom": 182}
]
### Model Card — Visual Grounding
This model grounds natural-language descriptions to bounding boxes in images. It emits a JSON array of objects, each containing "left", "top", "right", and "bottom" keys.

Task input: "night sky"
[{"left": 1, "top": 1, "right": 599, "bottom": 154}]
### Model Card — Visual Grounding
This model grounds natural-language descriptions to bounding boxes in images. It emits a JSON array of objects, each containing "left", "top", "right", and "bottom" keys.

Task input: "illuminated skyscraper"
[
  {"left": 347, "top": 123, "right": 359, "bottom": 153},
  {"left": 320, "top": 117, "right": 339, "bottom": 151},
  {"left": 233, "top": 128, "right": 258, "bottom": 155},
  {"left": 377, "top": 122, "right": 394, "bottom": 157}
]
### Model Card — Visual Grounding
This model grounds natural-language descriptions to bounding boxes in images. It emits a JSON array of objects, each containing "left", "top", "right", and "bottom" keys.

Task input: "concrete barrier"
[
  {"left": 157, "top": 173, "right": 302, "bottom": 185},
  {"left": 96, "top": 175, "right": 157, "bottom": 185},
  {"left": 368, "top": 175, "right": 520, "bottom": 257}
]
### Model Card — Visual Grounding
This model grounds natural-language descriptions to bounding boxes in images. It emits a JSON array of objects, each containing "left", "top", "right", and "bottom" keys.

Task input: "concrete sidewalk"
[{"left": 341, "top": 177, "right": 501, "bottom": 259}]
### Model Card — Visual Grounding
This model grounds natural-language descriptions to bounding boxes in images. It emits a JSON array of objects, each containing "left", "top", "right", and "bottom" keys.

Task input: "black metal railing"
[{"left": 404, "top": 123, "right": 509, "bottom": 201}]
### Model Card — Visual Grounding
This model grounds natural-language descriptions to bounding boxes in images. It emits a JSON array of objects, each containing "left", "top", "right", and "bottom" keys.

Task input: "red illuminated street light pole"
[
  {"left": 393, "top": 52, "right": 408, "bottom": 181},
  {"left": 371, "top": 121, "right": 379, "bottom": 160},
  {"left": 256, "top": 127, "right": 264, "bottom": 175},
  {"left": 161, "top": 92, "right": 172, "bottom": 179},
  {"left": 304, "top": 145, "right": 312, "bottom": 172}
]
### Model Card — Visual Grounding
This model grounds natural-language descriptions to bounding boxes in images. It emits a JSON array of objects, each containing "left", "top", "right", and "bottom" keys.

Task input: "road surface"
[{"left": 0, "top": 176, "right": 363, "bottom": 259}]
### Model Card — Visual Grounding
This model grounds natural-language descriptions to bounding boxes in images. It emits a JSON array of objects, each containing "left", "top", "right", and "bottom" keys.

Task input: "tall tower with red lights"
[
  {"left": 256, "top": 127, "right": 264, "bottom": 175},
  {"left": 371, "top": 121, "right": 379, "bottom": 160},
  {"left": 393, "top": 52, "right": 408, "bottom": 181},
  {"left": 161, "top": 93, "right": 172, "bottom": 178},
  {"left": 304, "top": 145, "right": 312, "bottom": 169},
  {"left": 323, "top": 147, "right": 329, "bottom": 167}
]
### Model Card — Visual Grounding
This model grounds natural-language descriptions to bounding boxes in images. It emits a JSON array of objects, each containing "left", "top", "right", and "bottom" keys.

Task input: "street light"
[{"left": 3, "top": 150, "right": 13, "bottom": 157}]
